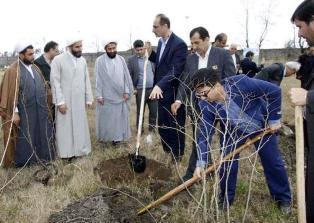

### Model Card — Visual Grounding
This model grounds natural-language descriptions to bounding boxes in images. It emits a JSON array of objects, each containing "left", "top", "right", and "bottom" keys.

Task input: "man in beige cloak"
[{"left": 50, "top": 38, "right": 93, "bottom": 159}]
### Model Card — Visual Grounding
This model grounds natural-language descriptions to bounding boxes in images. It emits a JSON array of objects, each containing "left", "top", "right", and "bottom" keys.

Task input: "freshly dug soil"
[
  {"left": 48, "top": 188, "right": 161, "bottom": 223},
  {"left": 94, "top": 156, "right": 172, "bottom": 185}
]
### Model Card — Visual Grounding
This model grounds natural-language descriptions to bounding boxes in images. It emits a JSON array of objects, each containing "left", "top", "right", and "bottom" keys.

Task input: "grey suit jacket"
[
  {"left": 127, "top": 55, "right": 155, "bottom": 88},
  {"left": 176, "top": 46, "right": 236, "bottom": 103}
]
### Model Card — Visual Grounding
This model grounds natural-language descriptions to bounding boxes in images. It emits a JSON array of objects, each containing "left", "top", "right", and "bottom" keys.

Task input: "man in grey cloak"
[
  {"left": 95, "top": 41, "right": 133, "bottom": 144},
  {"left": 50, "top": 38, "right": 93, "bottom": 158},
  {"left": 0, "top": 42, "right": 55, "bottom": 167}
]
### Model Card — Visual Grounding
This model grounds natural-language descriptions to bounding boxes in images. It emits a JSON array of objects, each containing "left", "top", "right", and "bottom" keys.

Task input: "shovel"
[
  {"left": 137, "top": 128, "right": 272, "bottom": 215},
  {"left": 129, "top": 49, "right": 149, "bottom": 173},
  {"left": 295, "top": 105, "right": 306, "bottom": 223}
]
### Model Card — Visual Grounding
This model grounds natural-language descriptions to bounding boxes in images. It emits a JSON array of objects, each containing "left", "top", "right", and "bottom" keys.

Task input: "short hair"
[
  {"left": 133, "top": 40, "right": 144, "bottom": 48},
  {"left": 291, "top": 0, "right": 314, "bottom": 24},
  {"left": 44, "top": 41, "right": 58, "bottom": 53},
  {"left": 156, "top": 13, "right": 170, "bottom": 28},
  {"left": 20, "top": 45, "right": 34, "bottom": 54},
  {"left": 189, "top": 26, "right": 210, "bottom": 40},
  {"left": 215, "top": 33, "right": 227, "bottom": 42},
  {"left": 245, "top": 51, "right": 254, "bottom": 58},
  {"left": 189, "top": 68, "right": 221, "bottom": 90}
]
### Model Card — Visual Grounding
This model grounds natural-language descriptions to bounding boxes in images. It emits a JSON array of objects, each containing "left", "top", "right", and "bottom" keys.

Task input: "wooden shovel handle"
[
  {"left": 137, "top": 128, "right": 272, "bottom": 215},
  {"left": 295, "top": 106, "right": 306, "bottom": 223}
]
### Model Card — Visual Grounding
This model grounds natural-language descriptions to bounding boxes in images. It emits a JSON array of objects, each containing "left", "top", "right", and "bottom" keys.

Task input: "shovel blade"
[{"left": 129, "top": 153, "right": 146, "bottom": 173}]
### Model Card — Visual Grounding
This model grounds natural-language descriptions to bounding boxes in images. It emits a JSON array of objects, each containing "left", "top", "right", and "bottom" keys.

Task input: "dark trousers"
[
  {"left": 185, "top": 115, "right": 198, "bottom": 177},
  {"left": 157, "top": 100, "right": 186, "bottom": 158},
  {"left": 135, "top": 88, "right": 157, "bottom": 132},
  {"left": 304, "top": 120, "right": 314, "bottom": 222},
  {"left": 220, "top": 131, "right": 291, "bottom": 204}
]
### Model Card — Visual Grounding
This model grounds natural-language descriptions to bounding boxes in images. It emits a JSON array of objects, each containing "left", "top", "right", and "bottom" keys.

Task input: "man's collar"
[
  {"left": 196, "top": 44, "right": 211, "bottom": 59},
  {"left": 161, "top": 31, "right": 172, "bottom": 43}
]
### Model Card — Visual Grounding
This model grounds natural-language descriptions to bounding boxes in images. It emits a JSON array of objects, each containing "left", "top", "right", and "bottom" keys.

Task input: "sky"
[{"left": 0, "top": 0, "right": 304, "bottom": 53}]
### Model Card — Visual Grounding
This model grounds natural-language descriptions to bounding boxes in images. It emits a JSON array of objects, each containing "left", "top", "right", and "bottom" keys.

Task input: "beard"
[
  {"left": 106, "top": 51, "right": 117, "bottom": 59},
  {"left": 71, "top": 49, "right": 82, "bottom": 58},
  {"left": 22, "top": 58, "right": 33, "bottom": 65}
]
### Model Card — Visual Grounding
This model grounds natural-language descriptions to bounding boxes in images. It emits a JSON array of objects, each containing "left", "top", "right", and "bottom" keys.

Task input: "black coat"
[
  {"left": 300, "top": 58, "right": 314, "bottom": 222},
  {"left": 254, "top": 63, "right": 285, "bottom": 86},
  {"left": 34, "top": 55, "right": 51, "bottom": 82},
  {"left": 240, "top": 57, "right": 262, "bottom": 78}
]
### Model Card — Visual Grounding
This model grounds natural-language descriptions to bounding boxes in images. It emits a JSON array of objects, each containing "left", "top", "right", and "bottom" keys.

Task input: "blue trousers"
[
  {"left": 157, "top": 100, "right": 185, "bottom": 158},
  {"left": 219, "top": 131, "right": 291, "bottom": 204}
]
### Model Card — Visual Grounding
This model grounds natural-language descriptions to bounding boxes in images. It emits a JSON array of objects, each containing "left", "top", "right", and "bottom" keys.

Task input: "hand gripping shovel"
[
  {"left": 129, "top": 49, "right": 149, "bottom": 173},
  {"left": 137, "top": 128, "right": 272, "bottom": 215}
]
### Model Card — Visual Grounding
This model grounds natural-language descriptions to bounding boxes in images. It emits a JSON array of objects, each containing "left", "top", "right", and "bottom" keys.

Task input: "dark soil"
[
  {"left": 94, "top": 156, "right": 172, "bottom": 185},
  {"left": 48, "top": 157, "right": 182, "bottom": 223},
  {"left": 48, "top": 188, "right": 161, "bottom": 223}
]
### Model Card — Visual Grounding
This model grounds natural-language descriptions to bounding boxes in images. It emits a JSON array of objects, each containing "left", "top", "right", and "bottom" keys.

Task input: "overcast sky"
[{"left": 0, "top": 0, "right": 303, "bottom": 53}]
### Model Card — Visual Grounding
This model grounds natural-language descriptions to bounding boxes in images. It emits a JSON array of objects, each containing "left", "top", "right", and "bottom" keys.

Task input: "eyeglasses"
[{"left": 195, "top": 89, "right": 211, "bottom": 99}]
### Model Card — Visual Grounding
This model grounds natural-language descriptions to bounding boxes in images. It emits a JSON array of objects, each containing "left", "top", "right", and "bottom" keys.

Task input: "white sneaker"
[{"left": 146, "top": 134, "right": 153, "bottom": 145}]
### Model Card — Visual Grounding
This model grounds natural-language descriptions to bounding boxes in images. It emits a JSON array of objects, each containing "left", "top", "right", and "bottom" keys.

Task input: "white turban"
[
  {"left": 286, "top": 61, "right": 301, "bottom": 72},
  {"left": 102, "top": 39, "right": 117, "bottom": 48},
  {"left": 66, "top": 36, "right": 83, "bottom": 47},
  {"left": 14, "top": 41, "right": 33, "bottom": 53}
]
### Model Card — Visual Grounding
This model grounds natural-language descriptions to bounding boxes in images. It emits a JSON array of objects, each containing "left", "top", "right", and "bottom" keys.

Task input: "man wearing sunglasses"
[{"left": 190, "top": 68, "right": 291, "bottom": 213}]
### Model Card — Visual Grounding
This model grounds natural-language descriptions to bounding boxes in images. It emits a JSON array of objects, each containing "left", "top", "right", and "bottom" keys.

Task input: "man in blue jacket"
[
  {"left": 190, "top": 68, "right": 291, "bottom": 213},
  {"left": 148, "top": 14, "right": 187, "bottom": 161}
]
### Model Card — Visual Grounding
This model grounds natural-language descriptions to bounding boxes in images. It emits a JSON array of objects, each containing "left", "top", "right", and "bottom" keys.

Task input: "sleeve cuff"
[
  {"left": 175, "top": 100, "right": 182, "bottom": 104},
  {"left": 196, "top": 160, "right": 207, "bottom": 168},
  {"left": 268, "top": 119, "right": 280, "bottom": 126}
]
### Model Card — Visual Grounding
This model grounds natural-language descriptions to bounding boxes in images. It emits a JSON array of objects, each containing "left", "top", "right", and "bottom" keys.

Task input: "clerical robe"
[
  {"left": 0, "top": 61, "right": 55, "bottom": 167},
  {"left": 94, "top": 53, "right": 133, "bottom": 142},
  {"left": 50, "top": 52, "right": 93, "bottom": 158}
]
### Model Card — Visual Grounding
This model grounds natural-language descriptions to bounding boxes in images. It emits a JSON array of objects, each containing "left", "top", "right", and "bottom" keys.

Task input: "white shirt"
[
  {"left": 196, "top": 45, "right": 211, "bottom": 69},
  {"left": 175, "top": 45, "right": 212, "bottom": 104},
  {"left": 159, "top": 33, "right": 171, "bottom": 62}
]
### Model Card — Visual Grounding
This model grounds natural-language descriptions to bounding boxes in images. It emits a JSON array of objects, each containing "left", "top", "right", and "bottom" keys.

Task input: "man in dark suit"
[
  {"left": 148, "top": 14, "right": 187, "bottom": 161},
  {"left": 171, "top": 26, "right": 235, "bottom": 180},
  {"left": 213, "top": 33, "right": 228, "bottom": 48},
  {"left": 229, "top": 43, "right": 241, "bottom": 73},
  {"left": 290, "top": 1, "right": 314, "bottom": 220},
  {"left": 34, "top": 41, "right": 59, "bottom": 83},
  {"left": 128, "top": 40, "right": 157, "bottom": 143},
  {"left": 255, "top": 62, "right": 299, "bottom": 86},
  {"left": 34, "top": 41, "right": 59, "bottom": 120},
  {"left": 240, "top": 51, "right": 263, "bottom": 77}
]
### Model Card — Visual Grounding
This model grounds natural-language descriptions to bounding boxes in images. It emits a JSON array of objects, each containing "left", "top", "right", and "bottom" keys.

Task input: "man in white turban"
[
  {"left": 94, "top": 41, "right": 133, "bottom": 146},
  {"left": 254, "top": 61, "right": 301, "bottom": 86},
  {"left": 50, "top": 39, "right": 93, "bottom": 160},
  {"left": 0, "top": 42, "right": 55, "bottom": 167}
]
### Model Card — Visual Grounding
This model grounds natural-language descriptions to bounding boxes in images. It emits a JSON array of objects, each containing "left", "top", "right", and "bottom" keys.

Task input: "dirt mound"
[
  {"left": 48, "top": 188, "right": 159, "bottom": 223},
  {"left": 94, "top": 156, "right": 172, "bottom": 185}
]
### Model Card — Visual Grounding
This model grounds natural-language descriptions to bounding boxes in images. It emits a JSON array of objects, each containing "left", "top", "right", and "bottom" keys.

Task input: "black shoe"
[
  {"left": 218, "top": 199, "right": 232, "bottom": 211},
  {"left": 278, "top": 202, "right": 291, "bottom": 215},
  {"left": 112, "top": 141, "right": 121, "bottom": 146}
]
